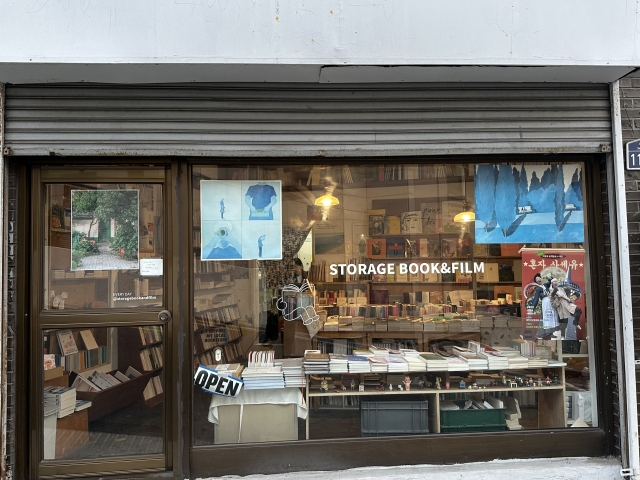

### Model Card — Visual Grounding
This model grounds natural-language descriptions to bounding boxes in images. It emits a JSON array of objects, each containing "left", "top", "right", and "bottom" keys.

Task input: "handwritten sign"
[
  {"left": 140, "top": 258, "right": 163, "bottom": 276},
  {"left": 194, "top": 365, "right": 243, "bottom": 397}
]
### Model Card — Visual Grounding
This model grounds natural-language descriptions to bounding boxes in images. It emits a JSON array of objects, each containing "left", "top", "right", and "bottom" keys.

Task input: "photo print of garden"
[
  {"left": 70, "top": 189, "right": 140, "bottom": 270},
  {"left": 474, "top": 164, "right": 584, "bottom": 244}
]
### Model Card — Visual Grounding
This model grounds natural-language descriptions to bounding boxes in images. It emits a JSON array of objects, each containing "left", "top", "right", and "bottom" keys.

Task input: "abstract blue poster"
[
  {"left": 201, "top": 180, "right": 282, "bottom": 260},
  {"left": 474, "top": 164, "right": 584, "bottom": 244}
]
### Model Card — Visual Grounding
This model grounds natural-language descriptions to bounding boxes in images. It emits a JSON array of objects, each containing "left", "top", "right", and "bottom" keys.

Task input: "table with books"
[{"left": 206, "top": 359, "right": 308, "bottom": 444}]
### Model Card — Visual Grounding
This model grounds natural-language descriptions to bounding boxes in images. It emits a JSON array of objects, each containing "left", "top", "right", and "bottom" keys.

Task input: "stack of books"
[
  {"left": 386, "top": 357, "right": 409, "bottom": 373},
  {"left": 452, "top": 346, "right": 489, "bottom": 370},
  {"left": 328, "top": 354, "right": 349, "bottom": 374},
  {"left": 443, "top": 354, "right": 470, "bottom": 371},
  {"left": 461, "top": 318, "right": 480, "bottom": 332},
  {"left": 304, "top": 351, "right": 330, "bottom": 374},
  {"left": 527, "top": 357, "right": 549, "bottom": 367},
  {"left": 368, "top": 357, "right": 389, "bottom": 373},
  {"left": 347, "top": 355, "right": 371, "bottom": 373},
  {"left": 281, "top": 358, "right": 305, "bottom": 387},
  {"left": 43, "top": 386, "right": 77, "bottom": 418},
  {"left": 403, "top": 354, "right": 427, "bottom": 372},
  {"left": 322, "top": 316, "right": 339, "bottom": 331},
  {"left": 420, "top": 352, "right": 449, "bottom": 371},
  {"left": 241, "top": 366, "right": 285, "bottom": 389},
  {"left": 74, "top": 399, "right": 92, "bottom": 412},
  {"left": 212, "top": 363, "right": 244, "bottom": 379}
]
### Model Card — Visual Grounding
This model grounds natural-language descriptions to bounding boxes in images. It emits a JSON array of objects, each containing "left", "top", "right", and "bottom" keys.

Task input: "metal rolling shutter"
[{"left": 4, "top": 83, "right": 611, "bottom": 157}]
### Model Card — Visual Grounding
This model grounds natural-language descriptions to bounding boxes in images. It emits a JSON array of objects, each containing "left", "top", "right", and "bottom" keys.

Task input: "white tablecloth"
[{"left": 208, "top": 388, "right": 307, "bottom": 424}]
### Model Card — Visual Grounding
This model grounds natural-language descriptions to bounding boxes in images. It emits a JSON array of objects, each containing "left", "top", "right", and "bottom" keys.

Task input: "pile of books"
[
  {"left": 304, "top": 350, "right": 330, "bottom": 374},
  {"left": 369, "top": 357, "right": 389, "bottom": 373},
  {"left": 420, "top": 352, "right": 449, "bottom": 371},
  {"left": 347, "top": 355, "right": 371, "bottom": 373},
  {"left": 241, "top": 366, "right": 285, "bottom": 389},
  {"left": 322, "top": 316, "right": 339, "bottom": 331},
  {"left": 328, "top": 354, "right": 349, "bottom": 374},
  {"left": 43, "top": 386, "right": 77, "bottom": 418},
  {"left": 281, "top": 358, "right": 305, "bottom": 387},
  {"left": 386, "top": 356, "right": 409, "bottom": 373},
  {"left": 452, "top": 346, "right": 489, "bottom": 370},
  {"left": 402, "top": 350, "right": 427, "bottom": 372}
]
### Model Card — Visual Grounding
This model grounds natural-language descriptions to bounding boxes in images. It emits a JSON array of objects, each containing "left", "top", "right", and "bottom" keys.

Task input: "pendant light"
[
  {"left": 314, "top": 188, "right": 340, "bottom": 207},
  {"left": 453, "top": 175, "right": 475, "bottom": 223}
]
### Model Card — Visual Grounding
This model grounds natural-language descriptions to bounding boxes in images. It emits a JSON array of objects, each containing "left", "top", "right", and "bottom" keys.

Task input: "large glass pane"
[
  {"left": 43, "top": 184, "right": 164, "bottom": 310},
  {"left": 191, "top": 162, "right": 596, "bottom": 446},
  {"left": 42, "top": 326, "right": 164, "bottom": 460}
]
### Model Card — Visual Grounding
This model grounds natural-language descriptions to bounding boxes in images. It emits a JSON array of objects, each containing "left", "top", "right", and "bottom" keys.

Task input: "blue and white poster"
[
  {"left": 201, "top": 180, "right": 282, "bottom": 260},
  {"left": 474, "top": 164, "right": 584, "bottom": 244}
]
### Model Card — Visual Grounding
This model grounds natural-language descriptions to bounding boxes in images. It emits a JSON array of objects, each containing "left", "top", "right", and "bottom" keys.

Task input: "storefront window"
[
  {"left": 43, "top": 184, "right": 164, "bottom": 310},
  {"left": 191, "top": 162, "right": 596, "bottom": 445},
  {"left": 42, "top": 326, "right": 165, "bottom": 460}
]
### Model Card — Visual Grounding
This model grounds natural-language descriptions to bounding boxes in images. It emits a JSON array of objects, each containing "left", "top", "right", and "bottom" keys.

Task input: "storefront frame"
[{"left": 8, "top": 153, "right": 615, "bottom": 479}]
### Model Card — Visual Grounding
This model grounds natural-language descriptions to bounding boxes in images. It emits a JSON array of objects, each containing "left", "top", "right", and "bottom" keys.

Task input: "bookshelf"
[
  {"left": 117, "top": 327, "right": 164, "bottom": 407},
  {"left": 45, "top": 328, "right": 113, "bottom": 373},
  {"left": 192, "top": 258, "right": 244, "bottom": 366}
]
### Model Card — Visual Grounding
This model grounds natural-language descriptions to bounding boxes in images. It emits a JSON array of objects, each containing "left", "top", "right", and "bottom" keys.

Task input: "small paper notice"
[{"left": 140, "top": 258, "right": 163, "bottom": 276}]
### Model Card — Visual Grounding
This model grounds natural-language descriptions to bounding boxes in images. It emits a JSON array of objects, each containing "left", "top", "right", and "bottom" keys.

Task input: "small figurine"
[
  {"left": 537, "top": 377, "right": 543, "bottom": 387},
  {"left": 435, "top": 376, "right": 442, "bottom": 390},
  {"left": 398, "top": 384, "right": 403, "bottom": 391},
  {"left": 459, "top": 379, "right": 465, "bottom": 389},
  {"left": 545, "top": 376, "right": 551, "bottom": 386},
  {"left": 403, "top": 375, "right": 411, "bottom": 391},
  {"left": 417, "top": 379, "right": 425, "bottom": 390},
  {"left": 472, "top": 382, "right": 478, "bottom": 390},
  {"left": 320, "top": 379, "right": 328, "bottom": 393},
  {"left": 341, "top": 384, "right": 347, "bottom": 391},
  {"left": 350, "top": 379, "right": 356, "bottom": 391},
  {"left": 510, "top": 380, "right": 518, "bottom": 388},
  {"left": 489, "top": 381, "right": 494, "bottom": 388},
  {"left": 389, "top": 383, "right": 393, "bottom": 391},
  {"left": 517, "top": 376, "right": 524, "bottom": 387},
  {"left": 425, "top": 381, "right": 433, "bottom": 388},
  {"left": 445, "top": 381, "right": 450, "bottom": 390},
  {"left": 359, "top": 384, "right": 365, "bottom": 392},
  {"left": 375, "top": 384, "right": 384, "bottom": 391},
  {"left": 467, "top": 385, "right": 472, "bottom": 390},
  {"left": 553, "top": 374, "right": 559, "bottom": 385},
  {"left": 502, "top": 375, "right": 508, "bottom": 387}
]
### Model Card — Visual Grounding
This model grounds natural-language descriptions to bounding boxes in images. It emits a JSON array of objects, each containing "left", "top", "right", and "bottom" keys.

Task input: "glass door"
[{"left": 30, "top": 167, "right": 175, "bottom": 478}]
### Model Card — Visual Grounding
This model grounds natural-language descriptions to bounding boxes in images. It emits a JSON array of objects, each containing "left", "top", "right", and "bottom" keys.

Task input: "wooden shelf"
[
  {"left": 309, "top": 383, "right": 563, "bottom": 398},
  {"left": 367, "top": 232, "right": 463, "bottom": 238}
]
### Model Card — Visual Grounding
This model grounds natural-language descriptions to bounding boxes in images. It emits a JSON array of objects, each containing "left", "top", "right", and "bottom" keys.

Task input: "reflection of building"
[{"left": 1, "top": 5, "right": 639, "bottom": 480}]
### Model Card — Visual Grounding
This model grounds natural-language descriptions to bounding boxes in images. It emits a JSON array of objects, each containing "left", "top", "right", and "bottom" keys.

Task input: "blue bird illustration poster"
[
  {"left": 201, "top": 180, "right": 282, "bottom": 260},
  {"left": 474, "top": 164, "right": 584, "bottom": 244}
]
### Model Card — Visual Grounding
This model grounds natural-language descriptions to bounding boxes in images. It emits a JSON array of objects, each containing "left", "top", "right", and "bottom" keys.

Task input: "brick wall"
[{"left": 618, "top": 70, "right": 640, "bottom": 458}]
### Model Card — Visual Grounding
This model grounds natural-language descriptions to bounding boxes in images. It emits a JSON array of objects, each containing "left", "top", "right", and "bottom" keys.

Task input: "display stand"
[{"left": 304, "top": 365, "right": 566, "bottom": 439}]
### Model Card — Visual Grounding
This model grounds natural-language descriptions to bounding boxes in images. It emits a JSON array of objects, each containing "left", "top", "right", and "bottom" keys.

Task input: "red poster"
[{"left": 521, "top": 248, "right": 586, "bottom": 341}]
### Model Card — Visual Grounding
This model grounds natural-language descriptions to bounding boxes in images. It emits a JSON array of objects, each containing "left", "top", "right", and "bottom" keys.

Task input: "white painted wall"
[{"left": 0, "top": 1, "right": 638, "bottom": 83}]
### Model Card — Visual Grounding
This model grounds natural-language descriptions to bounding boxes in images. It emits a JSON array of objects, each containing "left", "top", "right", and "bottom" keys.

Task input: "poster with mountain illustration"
[{"left": 474, "top": 164, "right": 584, "bottom": 244}]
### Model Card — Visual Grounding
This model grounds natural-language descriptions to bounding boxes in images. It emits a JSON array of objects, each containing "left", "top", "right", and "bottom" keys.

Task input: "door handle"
[{"left": 158, "top": 310, "right": 172, "bottom": 323}]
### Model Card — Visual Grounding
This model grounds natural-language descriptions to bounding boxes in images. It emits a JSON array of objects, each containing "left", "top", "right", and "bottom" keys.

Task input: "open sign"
[{"left": 194, "top": 365, "right": 243, "bottom": 397}]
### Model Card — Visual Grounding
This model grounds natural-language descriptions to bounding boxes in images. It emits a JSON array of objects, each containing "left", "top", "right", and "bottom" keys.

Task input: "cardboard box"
[{"left": 214, "top": 404, "right": 298, "bottom": 444}]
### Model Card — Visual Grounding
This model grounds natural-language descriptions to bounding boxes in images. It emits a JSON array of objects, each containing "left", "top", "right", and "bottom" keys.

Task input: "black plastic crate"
[{"left": 360, "top": 398, "right": 429, "bottom": 437}]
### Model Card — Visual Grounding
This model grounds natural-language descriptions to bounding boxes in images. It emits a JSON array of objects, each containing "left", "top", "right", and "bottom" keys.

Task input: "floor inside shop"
[{"left": 58, "top": 402, "right": 164, "bottom": 460}]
